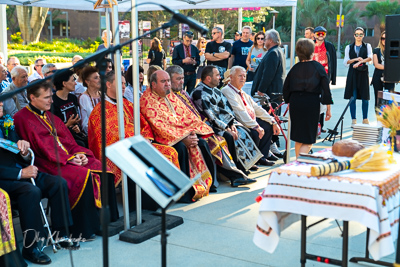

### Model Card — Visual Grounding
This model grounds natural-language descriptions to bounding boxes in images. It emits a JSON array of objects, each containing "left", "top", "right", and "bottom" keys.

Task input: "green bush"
[
  {"left": 9, "top": 52, "right": 92, "bottom": 65},
  {"left": 10, "top": 32, "right": 23, "bottom": 44},
  {"left": 8, "top": 38, "right": 97, "bottom": 53}
]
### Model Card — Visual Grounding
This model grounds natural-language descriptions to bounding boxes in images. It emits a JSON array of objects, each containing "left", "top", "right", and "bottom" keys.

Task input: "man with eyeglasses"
[
  {"left": 42, "top": 63, "right": 57, "bottom": 78},
  {"left": 1, "top": 66, "right": 29, "bottom": 117},
  {"left": 229, "top": 26, "right": 253, "bottom": 70},
  {"left": 205, "top": 26, "right": 232, "bottom": 87},
  {"left": 172, "top": 31, "right": 200, "bottom": 94},
  {"left": 28, "top": 58, "right": 46, "bottom": 83},
  {"left": 312, "top": 26, "right": 337, "bottom": 133}
]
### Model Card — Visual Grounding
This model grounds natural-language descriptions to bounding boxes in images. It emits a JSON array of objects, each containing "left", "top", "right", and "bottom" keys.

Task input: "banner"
[{"left": 119, "top": 20, "right": 130, "bottom": 39}]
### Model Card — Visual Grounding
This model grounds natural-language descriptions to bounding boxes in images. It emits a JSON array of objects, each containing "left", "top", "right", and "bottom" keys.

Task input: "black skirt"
[{"left": 289, "top": 92, "right": 321, "bottom": 144}]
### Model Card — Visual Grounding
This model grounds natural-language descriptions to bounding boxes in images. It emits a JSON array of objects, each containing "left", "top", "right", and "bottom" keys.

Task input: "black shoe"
[
  {"left": 246, "top": 178, "right": 257, "bottom": 184},
  {"left": 273, "top": 152, "right": 284, "bottom": 158},
  {"left": 22, "top": 247, "right": 51, "bottom": 265},
  {"left": 250, "top": 165, "right": 259, "bottom": 171},
  {"left": 267, "top": 153, "right": 279, "bottom": 161},
  {"left": 231, "top": 178, "right": 248, "bottom": 187},
  {"left": 209, "top": 185, "right": 217, "bottom": 193},
  {"left": 257, "top": 158, "right": 275, "bottom": 166},
  {"left": 231, "top": 178, "right": 257, "bottom": 187},
  {"left": 59, "top": 238, "right": 80, "bottom": 250}
]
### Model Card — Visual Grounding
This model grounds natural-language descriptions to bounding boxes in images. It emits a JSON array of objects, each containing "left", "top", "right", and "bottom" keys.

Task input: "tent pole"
[
  {"left": 290, "top": 5, "right": 296, "bottom": 68},
  {"left": 111, "top": 4, "right": 131, "bottom": 231},
  {"left": 238, "top": 7, "right": 243, "bottom": 32},
  {"left": 131, "top": 0, "right": 142, "bottom": 226},
  {"left": 0, "top": 4, "right": 7, "bottom": 61},
  {"left": 106, "top": 8, "right": 111, "bottom": 58}
]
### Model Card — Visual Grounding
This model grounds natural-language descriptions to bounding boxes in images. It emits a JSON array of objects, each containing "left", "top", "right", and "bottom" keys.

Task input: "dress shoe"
[
  {"left": 257, "top": 158, "right": 275, "bottom": 166},
  {"left": 209, "top": 185, "right": 217, "bottom": 193},
  {"left": 250, "top": 165, "right": 259, "bottom": 171},
  {"left": 231, "top": 178, "right": 257, "bottom": 187},
  {"left": 22, "top": 247, "right": 51, "bottom": 265},
  {"left": 58, "top": 237, "right": 80, "bottom": 250},
  {"left": 321, "top": 129, "right": 327, "bottom": 133},
  {"left": 267, "top": 153, "right": 279, "bottom": 161}
]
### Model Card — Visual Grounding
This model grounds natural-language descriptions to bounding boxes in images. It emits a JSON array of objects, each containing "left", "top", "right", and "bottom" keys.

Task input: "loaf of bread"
[{"left": 332, "top": 140, "right": 364, "bottom": 157}]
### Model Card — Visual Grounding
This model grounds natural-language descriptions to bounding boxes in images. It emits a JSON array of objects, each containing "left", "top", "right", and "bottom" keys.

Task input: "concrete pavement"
[{"left": 19, "top": 59, "right": 399, "bottom": 267}]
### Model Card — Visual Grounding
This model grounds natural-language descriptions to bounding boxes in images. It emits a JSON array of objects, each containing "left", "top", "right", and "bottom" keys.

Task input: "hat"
[
  {"left": 314, "top": 26, "right": 327, "bottom": 33},
  {"left": 222, "top": 69, "right": 231, "bottom": 84}
]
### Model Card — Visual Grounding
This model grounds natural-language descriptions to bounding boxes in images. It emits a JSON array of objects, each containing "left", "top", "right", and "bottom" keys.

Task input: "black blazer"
[
  {"left": 172, "top": 43, "right": 200, "bottom": 72},
  {"left": 251, "top": 45, "right": 286, "bottom": 101}
]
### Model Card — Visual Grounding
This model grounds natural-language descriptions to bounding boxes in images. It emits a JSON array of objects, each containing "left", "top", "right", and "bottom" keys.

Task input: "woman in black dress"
[
  {"left": 372, "top": 31, "right": 395, "bottom": 107},
  {"left": 146, "top": 37, "right": 166, "bottom": 69},
  {"left": 343, "top": 27, "right": 373, "bottom": 125},
  {"left": 283, "top": 38, "right": 333, "bottom": 158}
]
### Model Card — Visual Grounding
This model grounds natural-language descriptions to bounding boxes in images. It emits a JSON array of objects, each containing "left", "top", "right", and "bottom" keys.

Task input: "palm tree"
[
  {"left": 361, "top": 0, "right": 400, "bottom": 33},
  {"left": 296, "top": 0, "right": 330, "bottom": 29}
]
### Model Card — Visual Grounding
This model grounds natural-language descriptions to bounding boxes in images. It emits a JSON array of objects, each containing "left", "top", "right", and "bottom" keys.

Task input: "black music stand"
[
  {"left": 322, "top": 97, "right": 354, "bottom": 144},
  {"left": 106, "top": 136, "right": 196, "bottom": 267}
]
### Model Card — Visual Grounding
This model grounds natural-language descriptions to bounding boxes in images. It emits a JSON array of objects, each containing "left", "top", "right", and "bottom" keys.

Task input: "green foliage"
[
  {"left": 10, "top": 32, "right": 23, "bottom": 44},
  {"left": 8, "top": 38, "right": 97, "bottom": 53},
  {"left": 9, "top": 52, "right": 92, "bottom": 65},
  {"left": 361, "top": 0, "right": 400, "bottom": 31}
]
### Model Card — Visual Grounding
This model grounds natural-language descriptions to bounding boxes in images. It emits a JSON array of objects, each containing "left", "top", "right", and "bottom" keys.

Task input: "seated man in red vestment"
[
  {"left": 140, "top": 70, "right": 216, "bottom": 202},
  {"left": 88, "top": 70, "right": 179, "bottom": 210},
  {"left": 14, "top": 81, "right": 119, "bottom": 240}
]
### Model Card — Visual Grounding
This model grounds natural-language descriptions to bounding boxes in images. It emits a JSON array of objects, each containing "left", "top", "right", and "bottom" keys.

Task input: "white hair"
[
  {"left": 10, "top": 65, "right": 27, "bottom": 78},
  {"left": 266, "top": 29, "right": 281, "bottom": 46},
  {"left": 242, "top": 26, "right": 252, "bottom": 34},
  {"left": 230, "top": 66, "right": 246, "bottom": 76},
  {"left": 42, "top": 63, "right": 56, "bottom": 76}
]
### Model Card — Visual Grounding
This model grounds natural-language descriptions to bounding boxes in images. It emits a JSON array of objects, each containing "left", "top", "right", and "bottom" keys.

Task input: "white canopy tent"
[{"left": 0, "top": 0, "right": 297, "bottom": 230}]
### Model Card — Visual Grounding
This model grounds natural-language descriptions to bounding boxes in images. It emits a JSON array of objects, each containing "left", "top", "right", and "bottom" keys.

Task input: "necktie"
[{"left": 240, "top": 92, "right": 256, "bottom": 120}]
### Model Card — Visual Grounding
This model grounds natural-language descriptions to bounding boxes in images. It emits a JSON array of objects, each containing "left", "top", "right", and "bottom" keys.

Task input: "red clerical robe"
[
  {"left": 140, "top": 89, "right": 214, "bottom": 200},
  {"left": 88, "top": 97, "right": 180, "bottom": 187},
  {"left": 14, "top": 106, "right": 103, "bottom": 209}
]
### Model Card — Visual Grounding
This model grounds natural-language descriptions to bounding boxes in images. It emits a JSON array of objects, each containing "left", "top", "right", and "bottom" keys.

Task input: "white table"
[{"left": 254, "top": 152, "right": 400, "bottom": 266}]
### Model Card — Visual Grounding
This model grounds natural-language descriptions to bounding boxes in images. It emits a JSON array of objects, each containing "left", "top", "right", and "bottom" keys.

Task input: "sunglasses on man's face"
[
  {"left": 36, "top": 64, "right": 44, "bottom": 68},
  {"left": 354, "top": 34, "right": 364, "bottom": 37},
  {"left": 315, "top": 32, "right": 326, "bottom": 37},
  {"left": 381, "top": 37, "right": 386, "bottom": 40}
]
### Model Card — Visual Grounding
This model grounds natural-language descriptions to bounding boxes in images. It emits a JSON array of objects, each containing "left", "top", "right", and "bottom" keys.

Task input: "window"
[{"left": 365, "top": 28, "right": 374, "bottom": 37}]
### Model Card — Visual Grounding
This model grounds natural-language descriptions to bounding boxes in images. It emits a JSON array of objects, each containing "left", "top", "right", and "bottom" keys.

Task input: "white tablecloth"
[{"left": 253, "top": 153, "right": 400, "bottom": 261}]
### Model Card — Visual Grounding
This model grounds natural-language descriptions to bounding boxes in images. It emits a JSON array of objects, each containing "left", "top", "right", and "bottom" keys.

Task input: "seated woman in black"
[{"left": 51, "top": 70, "right": 88, "bottom": 148}]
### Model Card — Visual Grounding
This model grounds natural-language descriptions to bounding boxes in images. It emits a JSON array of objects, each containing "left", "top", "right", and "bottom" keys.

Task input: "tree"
[
  {"left": 361, "top": 0, "right": 400, "bottom": 33},
  {"left": 16, "top": 6, "right": 49, "bottom": 44}
]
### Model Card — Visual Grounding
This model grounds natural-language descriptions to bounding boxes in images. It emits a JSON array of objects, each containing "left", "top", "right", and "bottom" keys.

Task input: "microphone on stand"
[{"left": 159, "top": 4, "right": 209, "bottom": 35}]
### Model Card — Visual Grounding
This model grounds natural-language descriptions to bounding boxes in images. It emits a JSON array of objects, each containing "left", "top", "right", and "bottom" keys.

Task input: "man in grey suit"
[{"left": 251, "top": 29, "right": 286, "bottom": 103}]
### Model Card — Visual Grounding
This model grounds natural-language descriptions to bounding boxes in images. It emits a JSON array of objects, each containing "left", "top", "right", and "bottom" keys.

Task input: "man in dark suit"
[
  {"left": 0, "top": 101, "right": 74, "bottom": 265},
  {"left": 172, "top": 31, "right": 200, "bottom": 94},
  {"left": 251, "top": 29, "right": 286, "bottom": 103}
]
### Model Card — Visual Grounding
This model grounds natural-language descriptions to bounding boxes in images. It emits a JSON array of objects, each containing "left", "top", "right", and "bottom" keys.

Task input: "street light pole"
[
  {"left": 271, "top": 10, "right": 279, "bottom": 30},
  {"left": 48, "top": 11, "right": 53, "bottom": 41},
  {"left": 337, "top": 0, "right": 343, "bottom": 58}
]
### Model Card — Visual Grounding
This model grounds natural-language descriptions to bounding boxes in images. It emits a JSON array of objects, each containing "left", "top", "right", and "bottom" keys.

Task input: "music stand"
[
  {"left": 106, "top": 135, "right": 196, "bottom": 267},
  {"left": 322, "top": 97, "right": 354, "bottom": 144}
]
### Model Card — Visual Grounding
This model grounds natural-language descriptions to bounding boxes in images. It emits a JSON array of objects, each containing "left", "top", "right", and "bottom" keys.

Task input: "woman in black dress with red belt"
[{"left": 283, "top": 38, "right": 333, "bottom": 158}]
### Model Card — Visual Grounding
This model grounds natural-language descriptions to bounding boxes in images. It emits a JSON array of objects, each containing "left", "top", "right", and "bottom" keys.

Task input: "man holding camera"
[{"left": 172, "top": 31, "right": 200, "bottom": 94}]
